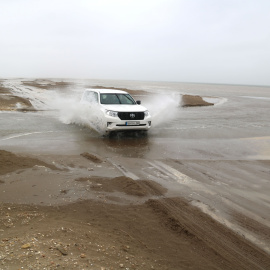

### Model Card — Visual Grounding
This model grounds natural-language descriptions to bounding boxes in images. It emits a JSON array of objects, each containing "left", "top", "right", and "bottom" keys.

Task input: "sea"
[{"left": 0, "top": 78, "right": 270, "bottom": 160}]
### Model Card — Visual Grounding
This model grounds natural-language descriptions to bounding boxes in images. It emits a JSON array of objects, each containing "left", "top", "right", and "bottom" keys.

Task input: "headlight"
[
  {"left": 144, "top": 110, "right": 150, "bottom": 117},
  {"left": 106, "top": 110, "right": 118, "bottom": 117}
]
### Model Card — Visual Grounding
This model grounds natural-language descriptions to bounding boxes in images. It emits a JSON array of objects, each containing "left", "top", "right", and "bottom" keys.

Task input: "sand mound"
[
  {"left": 0, "top": 95, "right": 35, "bottom": 111},
  {"left": 22, "top": 79, "right": 73, "bottom": 90},
  {"left": 0, "top": 150, "right": 58, "bottom": 175},
  {"left": 76, "top": 176, "right": 167, "bottom": 197},
  {"left": 181, "top": 94, "right": 214, "bottom": 107},
  {"left": 80, "top": 152, "right": 103, "bottom": 163},
  {"left": 1, "top": 196, "right": 269, "bottom": 269},
  {"left": 0, "top": 85, "right": 11, "bottom": 94},
  {"left": 0, "top": 84, "right": 35, "bottom": 111}
]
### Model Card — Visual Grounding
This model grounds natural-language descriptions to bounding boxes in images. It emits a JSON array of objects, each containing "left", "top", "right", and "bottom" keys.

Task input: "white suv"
[{"left": 81, "top": 89, "right": 151, "bottom": 133}]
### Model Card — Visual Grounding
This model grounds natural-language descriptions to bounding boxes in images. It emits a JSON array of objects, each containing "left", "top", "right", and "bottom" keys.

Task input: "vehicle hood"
[{"left": 101, "top": 104, "right": 148, "bottom": 112}]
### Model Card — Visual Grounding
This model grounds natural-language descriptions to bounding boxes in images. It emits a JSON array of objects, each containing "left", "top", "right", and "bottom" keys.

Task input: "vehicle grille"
[{"left": 118, "top": 112, "right": 144, "bottom": 120}]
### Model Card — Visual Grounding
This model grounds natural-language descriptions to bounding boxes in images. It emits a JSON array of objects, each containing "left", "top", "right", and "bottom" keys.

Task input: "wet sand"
[
  {"left": 1, "top": 150, "right": 270, "bottom": 269},
  {"left": 0, "top": 94, "right": 35, "bottom": 111},
  {"left": 0, "top": 80, "right": 270, "bottom": 269}
]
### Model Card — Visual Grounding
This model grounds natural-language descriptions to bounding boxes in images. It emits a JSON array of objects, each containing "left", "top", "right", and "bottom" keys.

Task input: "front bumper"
[{"left": 105, "top": 117, "right": 152, "bottom": 132}]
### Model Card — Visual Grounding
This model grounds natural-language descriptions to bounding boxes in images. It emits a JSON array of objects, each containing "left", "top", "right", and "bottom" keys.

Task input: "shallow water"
[{"left": 1, "top": 78, "right": 270, "bottom": 160}]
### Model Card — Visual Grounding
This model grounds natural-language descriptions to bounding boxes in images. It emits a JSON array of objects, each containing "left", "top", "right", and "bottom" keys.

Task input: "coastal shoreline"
[{"left": 0, "top": 79, "right": 269, "bottom": 269}]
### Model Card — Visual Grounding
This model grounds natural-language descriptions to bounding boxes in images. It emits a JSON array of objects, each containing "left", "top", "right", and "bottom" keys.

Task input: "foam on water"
[
  {"left": 3, "top": 80, "right": 107, "bottom": 135},
  {"left": 241, "top": 96, "right": 270, "bottom": 100},
  {"left": 144, "top": 93, "right": 181, "bottom": 127},
  {"left": 51, "top": 95, "right": 107, "bottom": 135},
  {"left": 52, "top": 93, "right": 181, "bottom": 135},
  {"left": 48, "top": 93, "right": 182, "bottom": 135},
  {"left": 3, "top": 80, "right": 183, "bottom": 135}
]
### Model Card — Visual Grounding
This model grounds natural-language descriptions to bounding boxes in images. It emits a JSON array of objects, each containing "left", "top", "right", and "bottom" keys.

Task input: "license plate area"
[{"left": 125, "top": 121, "right": 140, "bottom": 126}]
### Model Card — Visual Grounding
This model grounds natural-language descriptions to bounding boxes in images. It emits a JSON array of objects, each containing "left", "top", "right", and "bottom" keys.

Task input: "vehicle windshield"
[{"left": 100, "top": 94, "right": 136, "bottom": 105}]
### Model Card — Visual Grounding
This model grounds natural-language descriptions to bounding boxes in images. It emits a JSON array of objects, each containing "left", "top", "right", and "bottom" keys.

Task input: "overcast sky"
[{"left": 0, "top": 0, "right": 270, "bottom": 85}]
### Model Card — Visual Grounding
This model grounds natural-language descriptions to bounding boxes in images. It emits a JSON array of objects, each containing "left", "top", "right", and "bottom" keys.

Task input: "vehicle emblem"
[{"left": 130, "top": 113, "right": 136, "bottom": 118}]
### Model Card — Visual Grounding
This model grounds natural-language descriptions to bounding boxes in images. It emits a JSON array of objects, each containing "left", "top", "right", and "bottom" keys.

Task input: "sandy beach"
[{"left": 0, "top": 79, "right": 270, "bottom": 269}]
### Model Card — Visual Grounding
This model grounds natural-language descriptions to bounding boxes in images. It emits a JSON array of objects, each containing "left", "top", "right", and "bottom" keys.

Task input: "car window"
[
  {"left": 100, "top": 94, "right": 135, "bottom": 104},
  {"left": 100, "top": 94, "right": 120, "bottom": 104},
  {"left": 118, "top": 94, "right": 135, "bottom": 104}
]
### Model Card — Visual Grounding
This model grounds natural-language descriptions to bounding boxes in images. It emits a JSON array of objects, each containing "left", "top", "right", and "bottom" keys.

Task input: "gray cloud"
[{"left": 0, "top": 0, "right": 270, "bottom": 85}]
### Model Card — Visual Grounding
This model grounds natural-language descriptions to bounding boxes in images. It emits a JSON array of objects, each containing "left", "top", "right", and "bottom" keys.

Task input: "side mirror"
[{"left": 136, "top": 100, "right": 141, "bottom": 105}]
